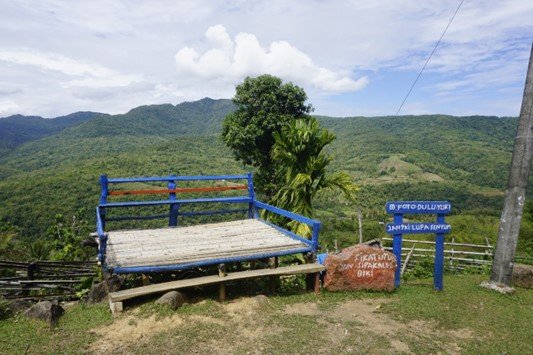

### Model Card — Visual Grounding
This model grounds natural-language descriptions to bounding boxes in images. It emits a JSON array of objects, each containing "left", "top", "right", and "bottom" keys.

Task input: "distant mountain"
[
  {"left": 63, "top": 98, "right": 235, "bottom": 138},
  {"left": 0, "top": 111, "right": 104, "bottom": 152}
]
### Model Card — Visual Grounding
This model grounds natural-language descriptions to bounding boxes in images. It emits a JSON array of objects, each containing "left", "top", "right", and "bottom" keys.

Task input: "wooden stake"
[
  {"left": 357, "top": 207, "right": 363, "bottom": 244},
  {"left": 218, "top": 264, "right": 226, "bottom": 301},
  {"left": 401, "top": 243, "right": 416, "bottom": 276},
  {"left": 490, "top": 43, "right": 533, "bottom": 286}
]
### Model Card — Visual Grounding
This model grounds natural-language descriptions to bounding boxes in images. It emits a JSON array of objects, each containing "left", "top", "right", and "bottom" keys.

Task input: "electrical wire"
[{"left": 395, "top": 0, "right": 465, "bottom": 116}]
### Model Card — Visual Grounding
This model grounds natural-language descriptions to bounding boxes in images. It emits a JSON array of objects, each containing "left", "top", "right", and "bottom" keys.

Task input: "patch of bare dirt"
[
  {"left": 87, "top": 296, "right": 476, "bottom": 354},
  {"left": 223, "top": 294, "right": 268, "bottom": 317},
  {"left": 448, "top": 328, "right": 475, "bottom": 340},
  {"left": 284, "top": 298, "right": 474, "bottom": 354},
  {"left": 221, "top": 295, "right": 278, "bottom": 345},
  {"left": 284, "top": 302, "right": 320, "bottom": 316},
  {"left": 88, "top": 314, "right": 184, "bottom": 354},
  {"left": 87, "top": 296, "right": 274, "bottom": 354}
]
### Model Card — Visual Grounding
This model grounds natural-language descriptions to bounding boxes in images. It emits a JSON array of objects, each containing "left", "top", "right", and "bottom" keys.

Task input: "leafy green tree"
[
  {"left": 271, "top": 118, "right": 358, "bottom": 236},
  {"left": 46, "top": 210, "right": 92, "bottom": 261},
  {"left": 0, "top": 222, "right": 23, "bottom": 260},
  {"left": 20, "top": 239, "right": 52, "bottom": 261},
  {"left": 221, "top": 75, "right": 313, "bottom": 196}
]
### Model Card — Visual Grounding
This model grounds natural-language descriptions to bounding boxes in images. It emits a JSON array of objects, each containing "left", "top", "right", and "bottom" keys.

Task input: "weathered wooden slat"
[
  {"left": 107, "top": 230, "right": 292, "bottom": 251},
  {"left": 111, "top": 245, "right": 306, "bottom": 268},
  {"left": 113, "top": 245, "right": 305, "bottom": 266},
  {"left": 107, "top": 220, "right": 275, "bottom": 242},
  {"left": 109, "top": 263, "right": 325, "bottom": 302},
  {"left": 108, "top": 229, "right": 301, "bottom": 248},
  {"left": 381, "top": 237, "right": 493, "bottom": 249},
  {"left": 107, "top": 238, "right": 305, "bottom": 259},
  {"left": 2, "top": 293, "right": 79, "bottom": 300},
  {"left": 18, "top": 279, "right": 87, "bottom": 284},
  {"left": 104, "top": 219, "right": 308, "bottom": 269},
  {"left": 107, "top": 234, "right": 300, "bottom": 255}
]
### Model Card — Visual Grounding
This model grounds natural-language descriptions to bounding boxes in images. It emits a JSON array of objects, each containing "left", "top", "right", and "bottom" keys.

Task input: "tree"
[
  {"left": 271, "top": 118, "right": 358, "bottom": 236},
  {"left": 46, "top": 210, "right": 92, "bottom": 261},
  {"left": 221, "top": 74, "right": 313, "bottom": 196}
]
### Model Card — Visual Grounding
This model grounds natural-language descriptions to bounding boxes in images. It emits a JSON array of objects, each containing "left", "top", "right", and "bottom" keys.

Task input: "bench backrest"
[{"left": 98, "top": 173, "right": 255, "bottom": 229}]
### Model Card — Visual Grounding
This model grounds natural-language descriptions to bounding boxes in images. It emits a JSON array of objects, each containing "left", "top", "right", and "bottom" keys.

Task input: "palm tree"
[{"left": 271, "top": 118, "right": 358, "bottom": 236}]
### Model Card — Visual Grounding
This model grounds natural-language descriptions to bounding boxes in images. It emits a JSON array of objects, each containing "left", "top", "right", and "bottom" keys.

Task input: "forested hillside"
[
  {"left": 1, "top": 98, "right": 530, "bottom": 258},
  {"left": 63, "top": 97, "right": 235, "bottom": 138},
  {"left": 0, "top": 111, "right": 104, "bottom": 154}
]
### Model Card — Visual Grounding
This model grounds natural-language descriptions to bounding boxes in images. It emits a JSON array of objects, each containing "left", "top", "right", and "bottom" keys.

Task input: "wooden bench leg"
[
  {"left": 305, "top": 253, "right": 318, "bottom": 292},
  {"left": 109, "top": 300, "right": 123, "bottom": 314},
  {"left": 269, "top": 257, "right": 278, "bottom": 294},
  {"left": 141, "top": 274, "right": 151, "bottom": 286},
  {"left": 218, "top": 263, "right": 227, "bottom": 301},
  {"left": 313, "top": 272, "right": 320, "bottom": 295}
]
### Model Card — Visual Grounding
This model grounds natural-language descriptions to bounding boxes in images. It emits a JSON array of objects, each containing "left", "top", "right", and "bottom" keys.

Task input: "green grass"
[
  {"left": 0, "top": 303, "right": 112, "bottom": 354},
  {"left": 1, "top": 275, "right": 531, "bottom": 354},
  {"left": 384, "top": 275, "right": 533, "bottom": 354}
]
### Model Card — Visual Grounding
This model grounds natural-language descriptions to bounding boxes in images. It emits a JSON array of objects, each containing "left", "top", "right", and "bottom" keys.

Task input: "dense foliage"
[
  {"left": 271, "top": 118, "right": 358, "bottom": 236},
  {"left": 221, "top": 75, "right": 313, "bottom": 196},
  {"left": 0, "top": 97, "right": 531, "bottom": 261}
]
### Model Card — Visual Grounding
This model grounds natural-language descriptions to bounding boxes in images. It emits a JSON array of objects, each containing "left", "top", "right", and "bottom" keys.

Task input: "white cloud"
[
  {"left": 0, "top": 49, "right": 145, "bottom": 89},
  {"left": 0, "top": 100, "right": 20, "bottom": 116},
  {"left": 0, "top": 50, "right": 114, "bottom": 77},
  {"left": 174, "top": 25, "right": 368, "bottom": 93},
  {"left": 0, "top": 0, "right": 532, "bottom": 117}
]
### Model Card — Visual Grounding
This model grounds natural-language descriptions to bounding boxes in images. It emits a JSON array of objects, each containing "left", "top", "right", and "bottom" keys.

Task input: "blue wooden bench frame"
[{"left": 96, "top": 172, "right": 321, "bottom": 274}]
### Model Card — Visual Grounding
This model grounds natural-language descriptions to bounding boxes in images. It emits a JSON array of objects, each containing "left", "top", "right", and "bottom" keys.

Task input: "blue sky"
[{"left": 0, "top": 0, "right": 532, "bottom": 118}]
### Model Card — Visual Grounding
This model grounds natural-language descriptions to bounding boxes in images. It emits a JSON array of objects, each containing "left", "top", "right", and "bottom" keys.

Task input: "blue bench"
[{"left": 96, "top": 173, "right": 322, "bottom": 275}]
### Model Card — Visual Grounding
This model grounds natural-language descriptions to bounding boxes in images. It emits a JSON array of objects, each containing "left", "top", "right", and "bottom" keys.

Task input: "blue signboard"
[
  {"left": 386, "top": 201, "right": 451, "bottom": 214},
  {"left": 386, "top": 223, "right": 451, "bottom": 234},
  {"left": 386, "top": 200, "right": 451, "bottom": 291}
]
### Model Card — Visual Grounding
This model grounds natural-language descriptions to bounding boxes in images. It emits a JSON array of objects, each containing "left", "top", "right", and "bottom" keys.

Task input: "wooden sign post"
[{"left": 386, "top": 201, "right": 452, "bottom": 290}]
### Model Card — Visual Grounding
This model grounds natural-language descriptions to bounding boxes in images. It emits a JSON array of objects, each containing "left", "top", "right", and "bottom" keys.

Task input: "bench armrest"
[
  {"left": 253, "top": 201, "right": 321, "bottom": 250},
  {"left": 96, "top": 207, "right": 107, "bottom": 264}
]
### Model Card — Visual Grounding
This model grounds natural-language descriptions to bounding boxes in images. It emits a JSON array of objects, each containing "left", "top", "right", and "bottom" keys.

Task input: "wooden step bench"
[{"left": 108, "top": 263, "right": 325, "bottom": 313}]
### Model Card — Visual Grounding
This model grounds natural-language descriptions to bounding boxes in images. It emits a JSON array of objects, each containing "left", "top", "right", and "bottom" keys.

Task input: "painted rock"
[{"left": 323, "top": 244, "right": 397, "bottom": 292}]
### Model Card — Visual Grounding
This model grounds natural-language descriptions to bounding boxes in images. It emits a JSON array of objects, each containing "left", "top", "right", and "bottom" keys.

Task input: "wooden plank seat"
[
  {"left": 108, "top": 263, "right": 325, "bottom": 312},
  {"left": 105, "top": 219, "right": 310, "bottom": 272}
]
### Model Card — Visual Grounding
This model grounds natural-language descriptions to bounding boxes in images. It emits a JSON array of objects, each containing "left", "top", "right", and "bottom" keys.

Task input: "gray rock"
[
  {"left": 155, "top": 291, "right": 188, "bottom": 310},
  {"left": 85, "top": 275, "right": 123, "bottom": 304},
  {"left": 252, "top": 294, "right": 269, "bottom": 306},
  {"left": 24, "top": 301, "right": 64, "bottom": 325},
  {"left": 86, "top": 282, "right": 108, "bottom": 303},
  {"left": 7, "top": 300, "right": 32, "bottom": 314},
  {"left": 512, "top": 264, "right": 533, "bottom": 289}
]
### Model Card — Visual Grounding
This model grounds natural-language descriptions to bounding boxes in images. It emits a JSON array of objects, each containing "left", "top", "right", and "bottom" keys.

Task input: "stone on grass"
[
  {"left": 85, "top": 275, "right": 122, "bottom": 304},
  {"left": 511, "top": 264, "right": 533, "bottom": 289},
  {"left": 7, "top": 300, "right": 32, "bottom": 314},
  {"left": 24, "top": 300, "right": 64, "bottom": 325},
  {"left": 324, "top": 244, "right": 397, "bottom": 292},
  {"left": 479, "top": 281, "right": 515, "bottom": 294},
  {"left": 252, "top": 294, "right": 269, "bottom": 306},
  {"left": 155, "top": 291, "right": 188, "bottom": 310}
]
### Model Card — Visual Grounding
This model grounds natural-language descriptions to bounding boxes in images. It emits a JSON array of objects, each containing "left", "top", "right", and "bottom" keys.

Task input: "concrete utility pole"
[{"left": 490, "top": 43, "right": 533, "bottom": 287}]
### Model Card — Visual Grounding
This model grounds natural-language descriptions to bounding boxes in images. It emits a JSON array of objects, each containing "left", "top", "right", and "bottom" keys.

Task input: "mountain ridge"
[
  {"left": 0, "top": 111, "right": 106, "bottom": 153},
  {"left": 0, "top": 97, "right": 522, "bottom": 242}
]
